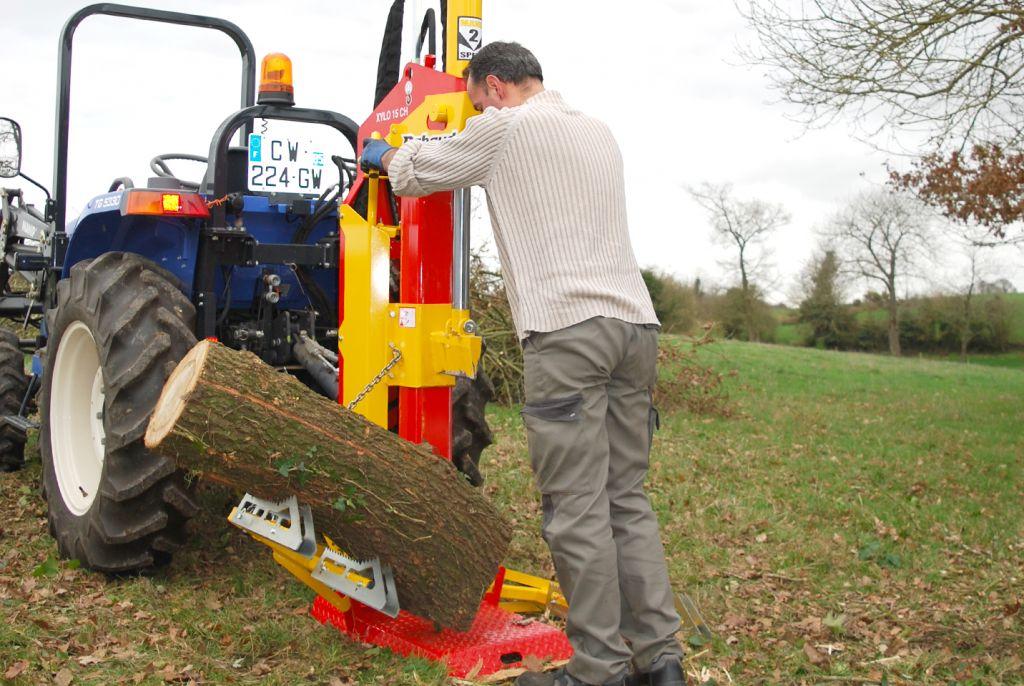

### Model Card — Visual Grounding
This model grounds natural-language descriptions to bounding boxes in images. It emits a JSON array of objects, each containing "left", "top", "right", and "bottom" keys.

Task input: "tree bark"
[
  {"left": 887, "top": 291, "right": 901, "bottom": 356},
  {"left": 743, "top": 287, "right": 760, "bottom": 343},
  {"left": 887, "top": 313, "right": 901, "bottom": 355},
  {"left": 145, "top": 340, "right": 512, "bottom": 631},
  {"left": 739, "top": 247, "right": 760, "bottom": 342},
  {"left": 960, "top": 289, "right": 974, "bottom": 362}
]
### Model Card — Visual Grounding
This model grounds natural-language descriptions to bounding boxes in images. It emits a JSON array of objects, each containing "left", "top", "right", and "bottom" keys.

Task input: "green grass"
[
  {"left": 2, "top": 341, "right": 1022, "bottom": 684},
  {"left": 964, "top": 351, "right": 1024, "bottom": 370},
  {"left": 773, "top": 321, "right": 806, "bottom": 346},
  {"left": 923, "top": 350, "right": 1024, "bottom": 371}
]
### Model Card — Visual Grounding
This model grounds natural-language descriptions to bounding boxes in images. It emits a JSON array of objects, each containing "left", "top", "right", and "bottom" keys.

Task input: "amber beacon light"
[{"left": 258, "top": 52, "right": 294, "bottom": 106}]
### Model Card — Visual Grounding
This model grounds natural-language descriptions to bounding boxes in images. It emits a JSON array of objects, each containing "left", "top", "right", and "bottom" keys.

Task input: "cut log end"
[{"left": 144, "top": 339, "right": 213, "bottom": 449}]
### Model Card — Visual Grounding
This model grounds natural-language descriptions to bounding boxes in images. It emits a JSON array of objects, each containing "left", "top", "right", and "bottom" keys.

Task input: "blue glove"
[{"left": 360, "top": 138, "right": 397, "bottom": 173}]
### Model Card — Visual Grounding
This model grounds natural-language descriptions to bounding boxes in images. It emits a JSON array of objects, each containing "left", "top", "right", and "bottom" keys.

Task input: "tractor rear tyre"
[
  {"left": 0, "top": 328, "right": 28, "bottom": 472},
  {"left": 451, "top": 367, "right": 494, "bottom": 486},
  {"left": 40, "top": 253, "right": 199, "bottom": 572}
]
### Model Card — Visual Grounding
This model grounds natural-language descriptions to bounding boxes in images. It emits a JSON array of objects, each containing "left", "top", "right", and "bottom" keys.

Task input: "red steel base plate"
[{"left": 311, "top": 596, "right": 573, "bottom": 678}]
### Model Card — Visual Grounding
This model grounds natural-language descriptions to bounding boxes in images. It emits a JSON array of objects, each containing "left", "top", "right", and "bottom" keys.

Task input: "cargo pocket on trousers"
[
  {"left": 521, "top": 394, "right": 584, "bottom": 494},
  {"left": 648, "top": 404, "right": 660, "bottom": 446},
  {"left": 521, "top": 394, "right": 583, "bottom": 422}
]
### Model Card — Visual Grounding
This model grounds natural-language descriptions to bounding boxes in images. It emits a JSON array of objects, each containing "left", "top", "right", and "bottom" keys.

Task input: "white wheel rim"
[{"left": 50, "top": 320, "right": 106, "bottom": 515}]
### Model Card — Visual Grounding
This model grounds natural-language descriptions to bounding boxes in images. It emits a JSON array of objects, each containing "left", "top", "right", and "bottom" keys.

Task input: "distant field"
[
  {"left": 963, "top": 351, "right": 1024, "bottom": 370},
  {"left": 923, "top": 350, "right": 1024, "bottom": 371},
  {"left": 772, "top": 321, "right": 805, "bottom": 346}
]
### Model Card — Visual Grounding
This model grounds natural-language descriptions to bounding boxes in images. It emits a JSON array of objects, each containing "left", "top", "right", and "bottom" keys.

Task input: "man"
[{"left": 361, "top": 42, "right": 687, "bottom": 686}]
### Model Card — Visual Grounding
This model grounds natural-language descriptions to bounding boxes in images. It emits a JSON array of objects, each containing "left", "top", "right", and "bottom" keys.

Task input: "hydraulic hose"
[{"left": 292, "top": 332, "right": 338, "bottom": 400}]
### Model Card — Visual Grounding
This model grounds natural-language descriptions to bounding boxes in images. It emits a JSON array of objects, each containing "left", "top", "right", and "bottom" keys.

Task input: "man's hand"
[{"left": 360, "top": 139, "right": 397, "bottom": 174}]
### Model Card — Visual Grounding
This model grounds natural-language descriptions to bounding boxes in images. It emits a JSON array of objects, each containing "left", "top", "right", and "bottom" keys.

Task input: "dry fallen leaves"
[
  {"left": 4, "top": 660, "right": 28, "bottom": 679},
  {"left": 521, "top": 654, "right": 545, "bottom": 672},
  {"left": 251, "top": 660, "right": 273, "bottom": 677},
  {"left": 54, "top": 667, "right": 74, "bottom": 686},
  {"left": 464, "top": 658, "right": 484, "bottom": 680},
  {"left": 721, "top": 613, "right": 747, "bottom": 629},
  {"left": 803, "top": 642, "right": 827, "bottom": 666}
]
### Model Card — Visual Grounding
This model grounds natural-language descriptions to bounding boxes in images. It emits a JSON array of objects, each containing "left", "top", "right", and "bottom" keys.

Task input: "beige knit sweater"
[{"left": 388, "top": 89, "right": 658, "bottom": 340}]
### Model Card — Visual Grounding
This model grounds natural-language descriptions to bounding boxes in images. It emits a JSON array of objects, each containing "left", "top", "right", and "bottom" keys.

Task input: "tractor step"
[{"left": 1, "top": 414, "right": 37, "bottom": 434}]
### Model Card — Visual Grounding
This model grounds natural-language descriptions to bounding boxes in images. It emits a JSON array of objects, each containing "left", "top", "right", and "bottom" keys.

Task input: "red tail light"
[{"left": 121, "top": 190, "right": 210, "bottom": 219}]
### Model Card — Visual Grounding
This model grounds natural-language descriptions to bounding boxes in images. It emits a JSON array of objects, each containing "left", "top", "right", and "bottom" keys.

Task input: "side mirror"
[{"left": 0, "top": 118, "right": 22, "bottom": 179}]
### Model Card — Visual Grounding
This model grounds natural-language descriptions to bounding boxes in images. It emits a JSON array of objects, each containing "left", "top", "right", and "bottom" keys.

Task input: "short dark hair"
[{"left": 463, "top": 42, "right": 543, "bottom": 85}]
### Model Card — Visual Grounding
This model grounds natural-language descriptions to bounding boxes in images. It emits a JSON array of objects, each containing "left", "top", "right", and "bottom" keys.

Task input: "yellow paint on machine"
[
  {"left": 444, "top": 0, "right": 484, "bottom": 78},
  {"left": 339, "top": 176, "right": 480, "bottom": 426},
  {"left": 383, "top": 92, "right": 480, "bottom": 148},
  {"left": 338, "top": 191, "right": 395, "bottom": 428}
]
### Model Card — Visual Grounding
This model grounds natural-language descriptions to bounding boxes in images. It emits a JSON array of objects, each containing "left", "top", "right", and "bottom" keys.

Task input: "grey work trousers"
[{"left": 521, "top": 317, "right": 684, "bottom": 684}]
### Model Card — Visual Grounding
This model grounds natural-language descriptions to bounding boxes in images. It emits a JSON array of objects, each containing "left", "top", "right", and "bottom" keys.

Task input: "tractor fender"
[{"left": 62, "top": 191, "right": 200, "bottom": 295}]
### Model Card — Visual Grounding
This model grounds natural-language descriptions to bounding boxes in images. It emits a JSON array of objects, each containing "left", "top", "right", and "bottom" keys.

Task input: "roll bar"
[{"left": 52, "top": 3, "right": 257, "bottom": 231}]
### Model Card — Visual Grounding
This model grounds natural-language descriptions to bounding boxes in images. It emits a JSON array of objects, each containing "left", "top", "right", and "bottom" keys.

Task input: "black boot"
[
  {"left": 515, "top": 667, "right": 630, "bottom": 686},
  {"left": 637, "top": 654, "right": 687, "bottom": 686},
  {"left": 624, "top": 669, "right": 649, "bottom": 686}
]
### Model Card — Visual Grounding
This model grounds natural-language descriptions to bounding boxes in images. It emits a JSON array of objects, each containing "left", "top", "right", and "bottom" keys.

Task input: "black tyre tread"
[
  {"left": 0, "top": 328, "right": 28, "bottom": 471},
  {"left": 451, "top": 366, "right": 495, "bottom": 487},
  {"left": 40, "top": 252, "right": 198, "bottom": 572}
]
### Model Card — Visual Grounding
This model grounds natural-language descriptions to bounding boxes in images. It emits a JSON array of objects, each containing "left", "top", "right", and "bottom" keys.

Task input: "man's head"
[{"left": 464, "top": 42, "right": 544, "bottom": 111}]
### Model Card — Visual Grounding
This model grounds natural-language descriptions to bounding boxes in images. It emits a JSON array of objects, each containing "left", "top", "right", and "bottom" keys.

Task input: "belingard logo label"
[
  {"left": 457, "top": 16, "right": 482, "bottom": 60},
  {"left": 401, "top": 131, "right": 460, "bottom": 144}
]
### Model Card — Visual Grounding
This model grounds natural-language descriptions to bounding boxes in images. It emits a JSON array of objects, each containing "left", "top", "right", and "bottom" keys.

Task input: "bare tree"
[
  {"left": 945, "top": 224, "right": 1010, "bottom": 360},
  {"left": 824, "top": 189, "right": 933, "bottom": 355},
  {"left": 740, "top": 1, "right": 1024, "bottom": 149},
  {"left": 689, "top": 182, "right": 790, "bottom": 341},
  {"left": 956, "top": 242, "right": 983, "bottom": 361},
  {"left": 740, "top": 1, "right": 1024, "bottom": 233},
  {"left": 978, "top": 277, "right": 1017, "bottom": 293}
]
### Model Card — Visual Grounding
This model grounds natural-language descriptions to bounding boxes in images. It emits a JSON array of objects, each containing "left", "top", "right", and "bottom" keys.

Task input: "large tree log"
[{"left": 144, "top": 340, "right": 511, "bottom": 631}]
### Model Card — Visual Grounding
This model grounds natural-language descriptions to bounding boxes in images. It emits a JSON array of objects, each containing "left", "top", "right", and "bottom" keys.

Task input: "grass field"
[
  {"left": 921, "top": 351, "right": 1024, "bottom": 371},
  {"left": 772, "top": 322, "right": 805, "bottom": 346},
  {"left": 1, "top": 340, "right": 1022, "bottom": 685}
]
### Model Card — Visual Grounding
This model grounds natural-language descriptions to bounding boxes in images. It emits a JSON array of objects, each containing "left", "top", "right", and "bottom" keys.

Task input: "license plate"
[{"left": 247, "top": 132, "right": 327, "bottom": 194}]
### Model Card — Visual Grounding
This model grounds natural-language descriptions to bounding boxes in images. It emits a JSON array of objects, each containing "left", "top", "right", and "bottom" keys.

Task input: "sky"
[{"left": 2, "top": 0, "right": 1021, "bottom": 302}]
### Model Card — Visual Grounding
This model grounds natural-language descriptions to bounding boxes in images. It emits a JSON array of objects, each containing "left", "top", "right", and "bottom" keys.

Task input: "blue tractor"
[{"left": 0, "top": 4, "right": 491, "bottom": 573}]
